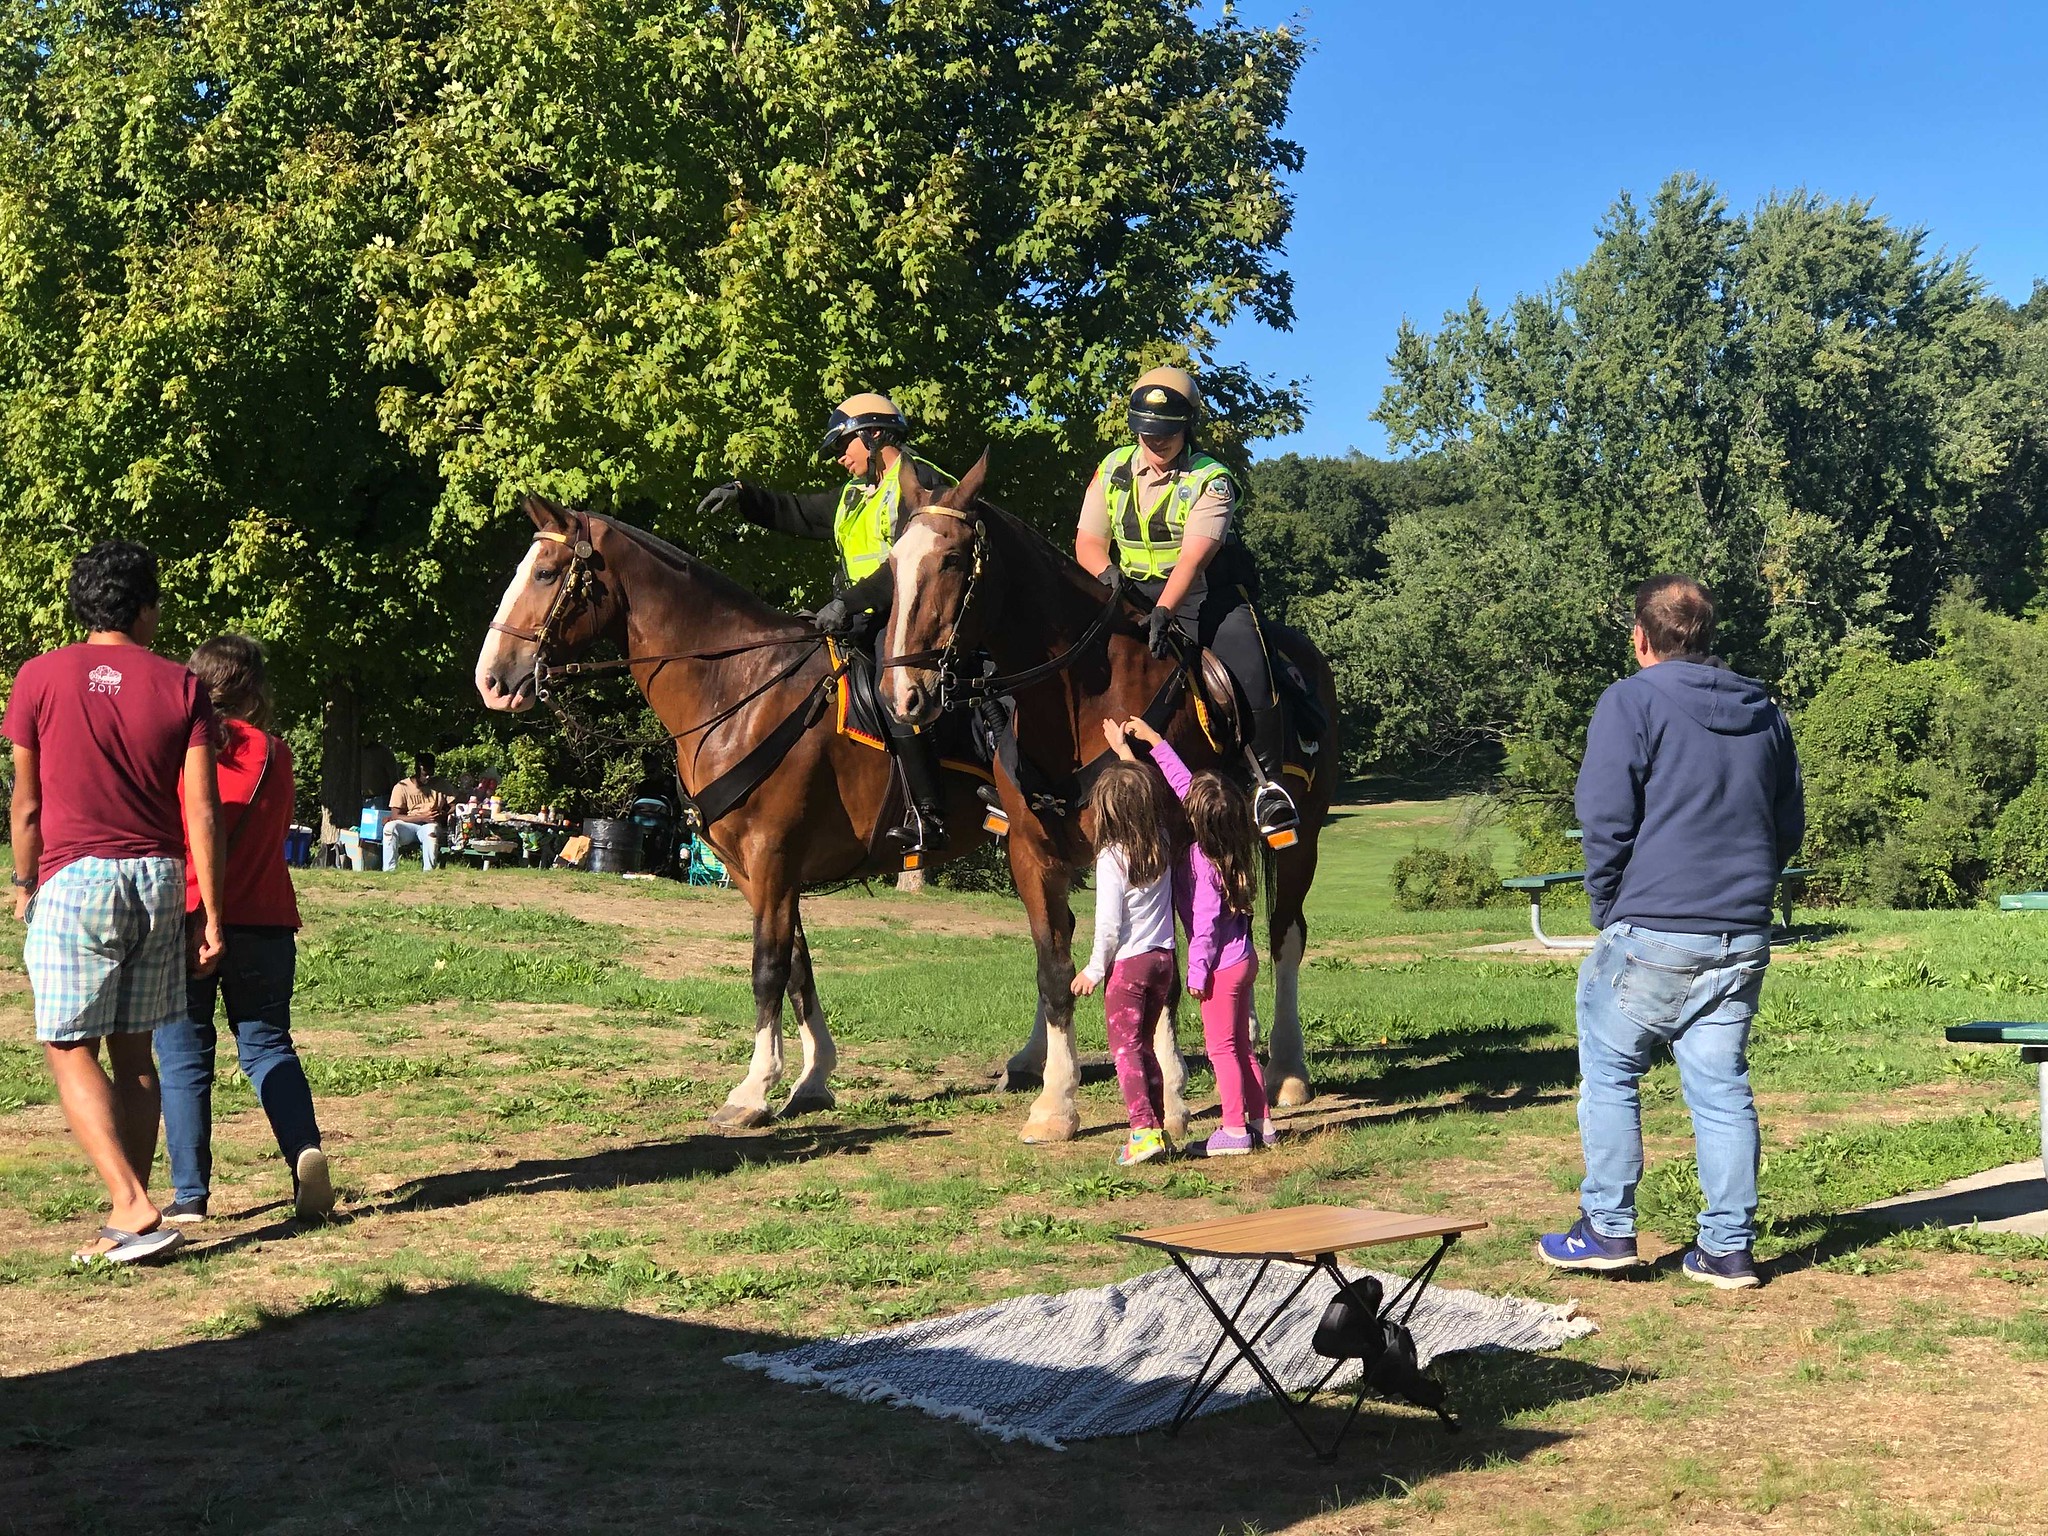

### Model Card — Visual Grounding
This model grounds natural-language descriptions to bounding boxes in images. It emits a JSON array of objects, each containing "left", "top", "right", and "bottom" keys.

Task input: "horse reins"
[
  {"left": 881, "top": 507, "right": 1127, "bottom": 713},
  {"left": 495, "top": 522, "right": 823, "bottom": 708}
]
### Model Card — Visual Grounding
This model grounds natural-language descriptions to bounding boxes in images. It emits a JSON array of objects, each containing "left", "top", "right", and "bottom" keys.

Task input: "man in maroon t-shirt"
[{"left": 3, "top": 541, "right": 226, "bottom": 1265}]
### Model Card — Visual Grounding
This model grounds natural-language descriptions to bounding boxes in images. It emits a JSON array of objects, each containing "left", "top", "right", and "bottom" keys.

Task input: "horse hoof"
[
  {"left": 1020, "top": 1115, "right": 1080, "bottom": 1146},
  {"left": 1164, "top": 1111, "right": 1191, "bottom": 1142},
  {"left": 1269, "top": 1076, "right": 1314, "bottom": 1109},
  {"left": 780, "top": 1089, "right": 837, "bottom": 1118},
  {"left": 999, "top": 1067, "right": 1044, "bottom": 1093},
  {"left": 710, "top": 1103, "right": 773, "bottom": 1132}
]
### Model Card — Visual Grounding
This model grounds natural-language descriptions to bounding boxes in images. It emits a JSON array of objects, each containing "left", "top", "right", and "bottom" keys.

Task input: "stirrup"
[
  {"left": 1254, "top": 780, "right": 1300, "bottom": 850},
  {"left": 975, "top": 783, "right": 1010, "bottom": 838},
  {"left": 885, "top": 810, "right": 948, "bottom": 869}
]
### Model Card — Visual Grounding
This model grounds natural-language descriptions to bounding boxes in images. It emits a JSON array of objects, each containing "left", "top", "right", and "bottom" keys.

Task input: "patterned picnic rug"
[{"left": 727, "top": 1255, "right": 1597, "bottom": 1449}]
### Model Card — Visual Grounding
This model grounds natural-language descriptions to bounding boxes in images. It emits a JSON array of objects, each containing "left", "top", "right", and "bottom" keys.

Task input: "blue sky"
[{"left": 1223, "top": 1, "right": 2048, "bottom": 458}]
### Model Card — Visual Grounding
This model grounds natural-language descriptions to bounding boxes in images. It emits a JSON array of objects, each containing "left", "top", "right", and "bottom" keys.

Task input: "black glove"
[
  {"left": 1096, "top": 565, "right": 1119, "bottom": 590},
  {"left": 813, "top": 595, "right": 854, "bottom": 635},
  {"left": 1145, "top": 605, "right": 1177, "bottom": 658},
  {"left": 695, "top": 481, "right": 745, "bottom": 519}
]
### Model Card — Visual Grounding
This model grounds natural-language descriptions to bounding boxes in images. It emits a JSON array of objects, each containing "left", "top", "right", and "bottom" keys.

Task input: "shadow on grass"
[
  {"left": 1304, "top": 1024, "right": 1580, "bottom": 1107},
  {"left": 2, "top": 1283, "right": 1629, "bottom": 1534},
  {"left": 380, "top": 1123, "right": 941, "bottom": 1214}
]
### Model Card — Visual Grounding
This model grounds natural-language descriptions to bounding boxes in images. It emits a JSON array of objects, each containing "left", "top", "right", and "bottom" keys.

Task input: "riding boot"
[
  {"left": 1248, "top": 700, "right": 1300, "bottom": 847},
  {"left": 885, "top": 724, "right": 950, "bottom": 861}
]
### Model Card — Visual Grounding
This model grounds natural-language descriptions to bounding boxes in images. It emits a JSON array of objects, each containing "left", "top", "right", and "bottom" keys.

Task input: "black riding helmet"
[
  {"left": 820, "top": 391, "right": 910, "bottom": 460},
  {"left": 1126, "top": 365, "right": 1201, "bottom": 439}
]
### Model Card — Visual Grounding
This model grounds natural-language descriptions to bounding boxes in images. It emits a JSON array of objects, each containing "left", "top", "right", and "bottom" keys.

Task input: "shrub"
[
  {"left": 1989, "top": 777, "right": 2048, "bottom": 892},
  {"left": 1390, "top": 845, "right": 1499, "bottom": 910}
]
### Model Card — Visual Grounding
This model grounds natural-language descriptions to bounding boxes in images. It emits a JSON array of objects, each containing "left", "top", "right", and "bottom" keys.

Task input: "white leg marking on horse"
[
  {"left": 784, "top": 986, "right": 837, "bottom": 1113},
  {"left": 1268, "top": 919, "right": 1313, "bottom": 1108},
  {"left": 1022, "top": 1020, "right": 1082, "bottom": 1144},
  {"left": 726, "top": 1026, "right": 784, "bottom": 1114},
  {"left": 1154, "top": 999, "right": 1189, "bottom": 1142},
  {"left": 1005, "top": 995, "right": 1051, "bottom": 1085}
]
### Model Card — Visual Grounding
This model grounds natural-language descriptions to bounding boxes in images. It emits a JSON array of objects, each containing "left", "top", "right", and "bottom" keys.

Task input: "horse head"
[
  {"left": 475, "top": 494, "right": 622, "bottom": 712},
  {"left": 884, "top": 449, "right": 990, "bottom": 727}
]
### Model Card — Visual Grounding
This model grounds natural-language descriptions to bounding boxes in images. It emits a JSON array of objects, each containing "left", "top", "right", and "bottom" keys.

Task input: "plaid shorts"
[{"left": 24, "top": 857, "right": 187, "bottom": 1044}]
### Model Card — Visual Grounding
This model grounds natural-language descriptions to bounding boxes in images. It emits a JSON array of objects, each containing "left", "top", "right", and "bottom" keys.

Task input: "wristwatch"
[{"left": 9, "top": 873, "right": 34, "bottom": 890}]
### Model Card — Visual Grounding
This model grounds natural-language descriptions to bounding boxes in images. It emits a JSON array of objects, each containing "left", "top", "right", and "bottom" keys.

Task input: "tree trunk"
[
  {"left": 895, "top": 868, "right": 925, "bottom": 894},
  {"left": 319, "top": 676, "right": 362, "bottom": 850}
]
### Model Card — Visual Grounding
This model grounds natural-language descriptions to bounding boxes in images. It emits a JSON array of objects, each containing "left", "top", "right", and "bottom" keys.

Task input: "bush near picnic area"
[{"left": 1799, "top": 596, "right": 2048, "bottom": 906}]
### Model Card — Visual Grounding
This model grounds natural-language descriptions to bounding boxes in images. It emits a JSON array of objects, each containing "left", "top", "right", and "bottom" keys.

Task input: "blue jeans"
[
  {"left": 155, "top": 927, "right": 320, "bottom": 1207},
  {"left": 1576, "top": 922, "right": 1770, "bottom": 1255}
]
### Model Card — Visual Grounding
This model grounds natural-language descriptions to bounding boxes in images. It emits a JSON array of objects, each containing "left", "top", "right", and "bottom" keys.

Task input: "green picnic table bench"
[
  {"left": 1945, "top": 1022, "right": 2048, "bottom": 1179},
  {"left": 1998, "top": 892, "right": 2048, "bottom": 911},
  {"left": 1500, "top": 862, "right": 1815, "bottom": 950}
]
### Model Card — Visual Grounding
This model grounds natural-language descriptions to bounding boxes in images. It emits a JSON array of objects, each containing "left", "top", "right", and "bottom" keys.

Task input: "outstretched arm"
[
  {"left": 703, "top": 483, "right": 843, "bottom": 543},
  {"left": 1124, "top": 718, "right": 1191, "bottom": 799}
]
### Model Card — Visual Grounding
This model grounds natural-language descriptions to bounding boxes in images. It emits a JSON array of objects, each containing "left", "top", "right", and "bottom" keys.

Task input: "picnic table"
[
  {"left": 1502, "top": 855, "right": 1815, "bottom": 950},
  {"left": 1117, "top": 1206, "right": 1486, "bottom": 1460},
  {"left": 1945, "top": 1022, "right": 2048, "bottom": 1180},
  {"left": 1998, "top": 892, "right": 2048, "bottom": 911}
]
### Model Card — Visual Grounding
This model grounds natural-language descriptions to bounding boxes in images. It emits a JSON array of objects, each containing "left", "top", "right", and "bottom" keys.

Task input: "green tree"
[{"left": 0, "top": 0, "right": 1308, "bottom": 782}]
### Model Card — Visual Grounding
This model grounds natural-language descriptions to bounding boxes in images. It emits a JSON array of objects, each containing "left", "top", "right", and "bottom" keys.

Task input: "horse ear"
[
  {"left": 894, "top": 453, "right": 931, "bottom": 512},
  {"left": 521, "top": 493, "right": 572, "bottom": 534},
  {"left": 943, "top": 449, "right": 991, "bottom": 515}
]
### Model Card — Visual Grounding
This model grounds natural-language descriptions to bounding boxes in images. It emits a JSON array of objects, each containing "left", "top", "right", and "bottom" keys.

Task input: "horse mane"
[
  {"left": 972, "top": 500, "right": 1144, "bottom": 627},
  {"left": 594, "top": 513, "right": 802, "bottom": 628}
]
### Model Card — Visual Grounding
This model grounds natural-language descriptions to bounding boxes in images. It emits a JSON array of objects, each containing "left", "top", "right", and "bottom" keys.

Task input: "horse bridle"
[
  {"left": 489, "top": 525, "right": 600, "bottom": 701},
  {"left": 879, "top": 506, "right": 990, "bottom": 712},
  {"left": 883, "top": 507, "right": 1129, "bottom": 713}
]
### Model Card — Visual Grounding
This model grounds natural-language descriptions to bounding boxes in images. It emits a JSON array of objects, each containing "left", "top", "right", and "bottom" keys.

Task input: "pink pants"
[
  {"left": 1201, "top": 955, "right": 1265, "bottom": 1131},
  {"left": 1104, "top": 948, "right": 1176, "bottom": 1131}
]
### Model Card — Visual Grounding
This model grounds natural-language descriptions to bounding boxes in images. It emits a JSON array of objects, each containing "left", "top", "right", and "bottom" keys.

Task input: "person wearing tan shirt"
[
  {"left": 382, "top": 752, "right": 455, "bottom": 872},
  {"left": 1076, "top": 366, "right": 1297, "bottom": 841}
]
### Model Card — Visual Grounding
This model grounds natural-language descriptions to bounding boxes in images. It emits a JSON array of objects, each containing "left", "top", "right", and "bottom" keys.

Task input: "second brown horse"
[{"left": 883, "top": 456, "right": 1336, "bottom": 1144}]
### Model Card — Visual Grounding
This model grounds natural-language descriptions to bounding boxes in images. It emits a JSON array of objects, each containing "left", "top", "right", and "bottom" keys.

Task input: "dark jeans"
[{"left": 155, "top": 926, "right": 320, "bottom": 1207}]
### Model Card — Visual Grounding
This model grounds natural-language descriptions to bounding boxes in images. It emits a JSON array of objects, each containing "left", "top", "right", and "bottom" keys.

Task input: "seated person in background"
[{"left": 382, "top": 752, "right": 454, "bottom": 872}]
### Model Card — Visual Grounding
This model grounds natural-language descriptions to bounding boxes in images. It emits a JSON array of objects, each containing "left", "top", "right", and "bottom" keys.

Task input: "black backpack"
[{"left": 1311, "top": 1275, "right": 1457, "bottom": 1430}]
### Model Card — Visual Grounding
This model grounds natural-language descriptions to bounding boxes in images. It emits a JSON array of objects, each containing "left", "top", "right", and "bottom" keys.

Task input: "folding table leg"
[{"left": 1164, "top": 1252, "right": 1330, "bottom": 1456}]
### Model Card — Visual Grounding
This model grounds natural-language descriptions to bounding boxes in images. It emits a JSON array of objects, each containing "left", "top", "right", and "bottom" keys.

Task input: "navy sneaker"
[
  {"left": 1682, "top": 1244, "right": 1760, "bottom": 1290},
  {"left": 1536, "top": 1216, "right": 1642, "bottom": 1271}
]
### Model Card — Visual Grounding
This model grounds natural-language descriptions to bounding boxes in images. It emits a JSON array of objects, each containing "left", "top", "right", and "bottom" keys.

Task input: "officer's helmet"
[
  {"left": 1127, "top": 366, "right": 1201, "bottom": 440},
  {"left": 821, "top": 392, "right": 910, "bottom": 459}
]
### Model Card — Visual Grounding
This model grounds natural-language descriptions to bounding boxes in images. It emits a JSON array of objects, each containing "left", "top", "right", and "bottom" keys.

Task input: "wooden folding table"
[{"left": 1118, "top": 1206, "right": 1488, "bottom": 1460}]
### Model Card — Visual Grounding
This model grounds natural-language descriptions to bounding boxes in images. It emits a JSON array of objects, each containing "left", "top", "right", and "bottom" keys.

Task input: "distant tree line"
[{"left": 1243, "top": 175, "right": 2048, "bottom": 905}]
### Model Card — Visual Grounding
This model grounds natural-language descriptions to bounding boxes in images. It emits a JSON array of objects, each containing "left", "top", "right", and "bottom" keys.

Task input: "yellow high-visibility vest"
[
  {"left": 1098, "top": 446, "right": 1232, "bottom": 580},
  {"left": 832, "top": 455, "right": 956, "bottom": 582}
]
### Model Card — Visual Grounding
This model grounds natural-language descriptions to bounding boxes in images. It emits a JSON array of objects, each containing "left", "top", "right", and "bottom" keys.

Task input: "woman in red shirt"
[{"left": 154, "top": 636, "right": 334, "bottom": 1222}]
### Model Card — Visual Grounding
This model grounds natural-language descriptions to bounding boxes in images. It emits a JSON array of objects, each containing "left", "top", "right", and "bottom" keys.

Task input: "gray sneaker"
[
  {"left": 161, "top": 1198, "right": 208, "bottom": 1225},
  {"left": 294, "top": 1147, "right": 335, "bottom": 1222}
]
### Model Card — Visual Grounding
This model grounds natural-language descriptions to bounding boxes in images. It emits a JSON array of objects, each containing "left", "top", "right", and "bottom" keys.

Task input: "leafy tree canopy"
[{"left": 0, "top": 0, "right": 1306, "bottom": 749}]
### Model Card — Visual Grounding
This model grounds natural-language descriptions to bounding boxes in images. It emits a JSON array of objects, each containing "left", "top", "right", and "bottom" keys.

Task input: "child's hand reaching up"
[
  {"left": 1070, "top": 971, "right": 1100, "bottom": 997},
  {"left": 1122, "top": 717, "right": 1163, "bottom": 748},
  {"left": 1101, "top": 717, "right": 1136, "bottom": 763}
]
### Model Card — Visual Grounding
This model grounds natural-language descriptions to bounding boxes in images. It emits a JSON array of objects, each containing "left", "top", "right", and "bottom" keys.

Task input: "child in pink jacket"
[{"left": 1108, "top": 719, "right": 1271, "bottom": 1155}]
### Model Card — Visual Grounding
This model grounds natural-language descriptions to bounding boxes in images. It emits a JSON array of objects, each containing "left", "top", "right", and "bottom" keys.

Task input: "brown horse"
[
  {"left": 474, "top": 495, "right": 996, "bottom": 1129},
  {"left": 883, "top": 458, "right": 1335, "bottom": 1144}
]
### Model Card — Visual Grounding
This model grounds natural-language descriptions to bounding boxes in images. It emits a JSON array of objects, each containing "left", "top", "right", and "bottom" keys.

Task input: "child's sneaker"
[
  {"left": 1205, "top": 1126, "right": 1254, "bottom": 1157},
  {"left": 1535, "top": 1215, "right": 1642, "bottom": 1271},
  {"left": 1255, "top": 1118, "right": 1279, "bottom": 1147},
  {"left": 1682, "top": 1244, "right": 1760, "bottom": 1289},
  {"left": 1116, "top": 1128, "right": 1170, "bottom": 1167}
]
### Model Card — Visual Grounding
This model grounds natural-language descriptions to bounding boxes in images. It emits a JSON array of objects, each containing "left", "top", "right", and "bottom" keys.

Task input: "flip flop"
[{"left": 71, "top": 1225, "right": 186, "bottom": 1266}]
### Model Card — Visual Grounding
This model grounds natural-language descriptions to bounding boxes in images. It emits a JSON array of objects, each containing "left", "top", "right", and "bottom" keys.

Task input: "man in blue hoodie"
[{"left": 1537, "top": 576, "right": 1804, "bottom": 1289}]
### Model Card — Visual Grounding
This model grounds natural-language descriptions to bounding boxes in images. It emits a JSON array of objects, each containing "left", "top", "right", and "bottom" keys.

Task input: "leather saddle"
[{"left": 1188, "top": 622, "right": 1328, "bottom": 765}]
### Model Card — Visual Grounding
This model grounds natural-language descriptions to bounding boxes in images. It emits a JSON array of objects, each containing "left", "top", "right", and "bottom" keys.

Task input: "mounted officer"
[
  {"left": 1074, "top": 366, "right": 1298, "bottom": 841},
  {"left": 695, "top": 393, "right": 956, "bottom": 855}
]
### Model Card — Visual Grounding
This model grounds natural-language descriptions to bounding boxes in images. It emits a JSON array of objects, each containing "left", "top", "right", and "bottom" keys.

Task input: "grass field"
[{"left": 5, "top": 800, "right": 2048, "bottom": 1534}]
